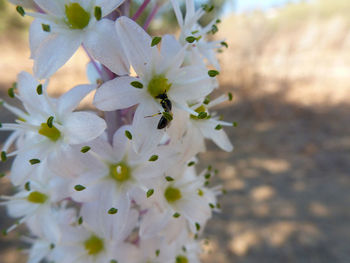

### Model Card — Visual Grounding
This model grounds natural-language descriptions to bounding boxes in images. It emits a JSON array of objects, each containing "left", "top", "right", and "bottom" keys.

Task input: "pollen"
[
  {"left": 109, "top": 162, "right": 131, "bottom": 182},
  {"left": 164, "top": 186, "right": 182, "bottom": 203},
  {"left": 148, "top": 75, "right": 172, "bottom": 98},
  {"left": 38, "top": 123, "right": 61, "bottom": 142},
  {"left": 27, "top": 191, "right": 48, "bottom": 204},
  {"left": 65, "top": 3, "right": 90, "bottom": 29},
  {"left": 84, "top": 235, "right": 104, "bottom": 255}
]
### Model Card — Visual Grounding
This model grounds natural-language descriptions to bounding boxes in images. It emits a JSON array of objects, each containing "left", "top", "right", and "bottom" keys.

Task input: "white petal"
[
  {"left": 33, "top": 0, "right": 64, "bottom": 16},
  {"left": 93, "top": 76, "right": 143, "bottom": 111},
  {"left": 30, "top": 19, "right": 49, "bottom": 59},
  {"left": 96, "top": 0, "right": 125, "bottom": 16},
  {"left": 63, "top": 112, "right": 106, "bottom": 144},
  {"left": 57, "top": 84, "right": 96, "bottom": 117},
  {"left": 199, "top": 121, "right": 233, "bottom": 152},
  {"left": 169, "top": 66, "right": 214, "bottom": 102},
  {"left": 84, "top": 19, "right": 129, "bottom": 76},
  {"left": 9, "top": 0, "right": 37, "bottom": 9},
  {"left": 33, "top": 32, "right": 82, "bottom": 79},
  {"left": 132, "top": 100, "right": 165, "bottom": 154},
  {"left": 115, "top": 16, "right": 155, "bottom": 75},
  {"left": 16, "top": 71, "right": 52, "bottom": 116},
  {"left": 112, "top": 125, "right": 132, "bottom": 161},
  {"left": 160, "top": 34, "right": 182, "bottom": 61}
]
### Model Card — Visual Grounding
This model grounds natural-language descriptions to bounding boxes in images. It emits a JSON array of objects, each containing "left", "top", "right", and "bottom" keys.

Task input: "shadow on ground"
[{"left": 201, "top": 81, "right": 350, "bottom": 263}]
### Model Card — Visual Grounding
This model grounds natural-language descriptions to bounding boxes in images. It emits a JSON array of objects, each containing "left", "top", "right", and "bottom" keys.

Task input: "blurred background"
[{"left": 1, "top": 0, "right": 350, "bottom": 262}]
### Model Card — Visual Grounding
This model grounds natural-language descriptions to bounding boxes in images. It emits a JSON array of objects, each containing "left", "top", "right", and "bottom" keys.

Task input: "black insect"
[{"left": 156, "top": 93, "right": 173, "bottom": 130}]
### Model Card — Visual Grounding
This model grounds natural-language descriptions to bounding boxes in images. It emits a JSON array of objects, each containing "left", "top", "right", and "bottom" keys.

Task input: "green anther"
[
  {"left": 187, "top": 161, "right": 195, "bottom": 167},
  {"left": 165, "top": 176, "right": 174, "bottom": 182},
  {"left": 197, "top": 112, "right": 207, "bottom": 119},
  {"left": 221, "top": 41, "right": 228, "bottom": 48},
  {"left": 216, "top": 203, "right": 221, "bottom": 209},
  {"left": 148, "top": 75, "right": 171, "bottom": 98},
  {"left": 36, "top": 84, "right": 43, "bottom": 95},
  {"left": 24, "top": 181, "right": 31, "bottom": 191},
  {"left": 108, "top": 208, "right": 118, "bottom": 214},
  {"left": 130, "top": 81, "right": 143, "bottom": 89},
  {"left": 233, "top": 122, "right": 238, "bottom": 127},
  {"left": 81, "top": 146, "right": 91, "bottom": 153},
  {"left": 155, "top": 249, "right": 160, "bottom": 256},
  {"left": 185, "top": 36, "right": 196, "bottom": 43},
  {"left": 50, "top": 243, "right": 55, "bottom": 249},
  {"left": 0, "top": 173, "right": 6, "bottom": 178},
  {"left": 211, "top": 24, "right": 218, "bottom": 34},
  {"left": 203, "top": 96, "right": 210, "bottom": 105},
  {"left": 146, "top": 189, "right": 154, "bottom": 198},
  {"left": 190, "top": 105, "right": 207, "bottom": 120},
  {"left": 74, "top": 185, "right": 86, "bottom": 191},
  {"left": 228, "top": 92, "right": 233, "bottom": 101},
  {"left": 8, "top": 87, "right": 15, "bottom": 98},
  {"left": 176, "top": 255, "right": 188, "bottom": 263},
  {"left": 125, "top": 130, "right": 132, "bottom": 140},
  {"left": 42, "top": 24, "right": 51, "bottom": 32},
  {"left": 205, "top": 173, "right": 211, "bottom": 179},
  {"left": 173, "top": 212, "right": 181, "bottom": 218},
  {"left": 148, "top": 155, "right": 158, "bottom": 162},
  {"left": 38, "top": 123, "right": 61, "bottom": 141},
  {"left": 195, "top": 222, "right": 201, "bottom": 231},
  {"left": 94, "top": 6, "right": 102, "bottom": 21},
  {"left": 110, "top": 260, "right": 118, "bottom": 263},
  {"left": 2, "top": 229, "right": 7, "bottom": 236},
  {"left": 164, "top": 186, "right": 182, "bottom": 203},
  {"left": 215, "top": 124, "right": 222, "bottom": 130},
  {"left": 84, "top": 235, "right": 104, "bottom": 255},
  {"left": 197, "top": 188, "right": 204, "bottom": 196},
  {"left": 27, "top": 191, "right": 48, "bottom": 204},
  {"left": 47, "top": 116, "right": 54, "bottom": 128},
  {"left": 1, "top": 151, "right": 7, "bottom": 162},
  {"left": 109, "top": 162, "right": 131, "bottom": 183},
  {"left": 29, "top": 159, "right": 40, "bottom": 165},
  {"left": 209, "top": 203, "right": 215, "bottom": 209},
  {"left": 16, "top": 6, "right": 25, "bottom": 16},
  {"left": 78, "top": 216, "right": 83, "bottom": 225},
  {"left": 65, "top": 3, "right": 90, "bottom": 29},
  {"left": 208, "top": 70, "right": 219, "bottom": 77},
  {"left": 151, "top": 36, "right": 162, "bottom": 47},
  {"left": 191, "top": 30, "right": 199, "bottom": 34}
]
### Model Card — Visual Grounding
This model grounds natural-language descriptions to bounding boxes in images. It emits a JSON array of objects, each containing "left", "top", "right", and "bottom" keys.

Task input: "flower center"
[
  {"left": 148, "top": 75, "right": 172, "bottom": 98},
  {"left": 190, "top": 105, "right": 206, "bottom": 120},
  {"left": 109, "top": 162, "right": 131, "bottom": 183},
  {"left": 176, "top": 255, "right": 189, "bottom": 263},
  {"left": 164, "top": 186, "right": 182, "bottom": 203},
  {"left": 84, "top": 235, "right": 104, "bottom": 255},
  {"left": 38, "top": 123, "right": 61, "bottom": 141},
  {"left": 65, "top": 3, "right": 91, "bottom": 29},
  {"left": 27, "top": 191, "right": 48, "bottom": 204}
]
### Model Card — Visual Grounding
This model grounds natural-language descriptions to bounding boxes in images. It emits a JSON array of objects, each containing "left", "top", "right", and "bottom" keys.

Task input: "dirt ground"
[{"left": 1, "top": 8, "right": 350, "bottom": 263}]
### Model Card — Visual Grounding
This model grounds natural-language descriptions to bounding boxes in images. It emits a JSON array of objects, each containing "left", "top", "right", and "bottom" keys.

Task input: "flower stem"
[
  {"left": 82, "top": 44, "right": 103, "bottom": 78},
  {"left": 132, "top": 0, "right": 151, "bottom": 20},
  {"left": 143, "top": 4, "right": 160, "bottom": 30}
]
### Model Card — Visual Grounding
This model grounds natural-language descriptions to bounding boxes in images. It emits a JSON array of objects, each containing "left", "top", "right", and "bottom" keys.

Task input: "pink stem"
[
  {"left": 132, "top": 0, "right": 151, "bottom": 20},
  {"left": 82, "top": 44, "right": 103, "bottom": 78},
  {"left": 143, "top": 4, "right": 159, "bottom": 30}
]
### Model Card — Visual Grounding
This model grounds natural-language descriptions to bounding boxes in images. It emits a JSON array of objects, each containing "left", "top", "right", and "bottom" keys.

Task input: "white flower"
[
  {"left": 171, "top": 0, "right": 225, "bottom": 69},
  {"left": 28, "top": 0, "right": 128, "bottom": 79},
  {"left": 171, "top": 94, "right": 234, "bottom": 152},
  {"left": 0, "top": 72, "right": 106, "bottom": 185},
  {"left": 94, "top": 16, "right": 214, "bottom": 153}
]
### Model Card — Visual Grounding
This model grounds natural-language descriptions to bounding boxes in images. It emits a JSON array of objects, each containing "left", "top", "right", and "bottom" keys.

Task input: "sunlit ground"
[{"left": 1, "top": 0, "right": 350, "bottom": 262}]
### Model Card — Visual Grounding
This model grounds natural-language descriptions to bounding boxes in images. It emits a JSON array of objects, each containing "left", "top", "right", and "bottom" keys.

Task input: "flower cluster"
[{"left": 1, "top": 0, "right": 233, "bottom": 262}]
